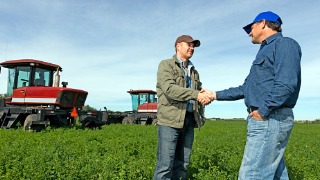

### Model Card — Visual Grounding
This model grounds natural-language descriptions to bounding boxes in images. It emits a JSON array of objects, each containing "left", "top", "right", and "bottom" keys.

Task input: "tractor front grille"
[
  {"left": 57, "top": 91, "right": 75, "bottom": 108},
  {"left": 74, "top": 93, "right": 87, "bottom": 107},
  {"left": 56, "top": 90, "right": 88, "bottom": 108}
]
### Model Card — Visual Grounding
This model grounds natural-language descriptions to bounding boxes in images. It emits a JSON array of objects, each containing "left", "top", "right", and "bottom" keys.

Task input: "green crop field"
[{"left": 0, "top": 120, "right": 319, "bottom": 180}]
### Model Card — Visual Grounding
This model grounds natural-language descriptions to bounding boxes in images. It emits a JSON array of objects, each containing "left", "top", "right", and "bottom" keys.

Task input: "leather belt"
[
  {"left": 247, "top": 106, "right": 293, "bottom": 114},
  {"left": 247, "top": 106, "right": 258, "bottom": 113}
]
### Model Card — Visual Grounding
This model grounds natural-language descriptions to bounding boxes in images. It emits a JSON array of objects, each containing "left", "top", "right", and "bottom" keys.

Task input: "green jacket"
[{"left": 156, "top": 55, "right": 205, "bottom": 129}]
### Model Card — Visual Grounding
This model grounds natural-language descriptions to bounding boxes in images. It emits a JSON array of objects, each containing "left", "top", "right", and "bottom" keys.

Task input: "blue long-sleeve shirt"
[
  {"left": 216, "top": 32, "right": 302, "bottom": 118},
  {"left": 177, "top": 57, "right": 194, "bottom": 113}
]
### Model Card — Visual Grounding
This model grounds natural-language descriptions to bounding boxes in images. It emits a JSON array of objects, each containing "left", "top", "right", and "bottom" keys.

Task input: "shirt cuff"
[{"left": 258, "top": 105, "right": 271, "bottom": 119}]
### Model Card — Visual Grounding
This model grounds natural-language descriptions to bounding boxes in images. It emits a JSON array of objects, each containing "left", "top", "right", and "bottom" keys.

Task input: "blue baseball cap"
[{"left": 243, "top": 11, "right": 282, "bottom": 34}]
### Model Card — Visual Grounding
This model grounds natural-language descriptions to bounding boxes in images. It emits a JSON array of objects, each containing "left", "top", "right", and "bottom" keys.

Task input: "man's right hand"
[{"left": 197, "top": 89, "right": 216, "bottom": 106}]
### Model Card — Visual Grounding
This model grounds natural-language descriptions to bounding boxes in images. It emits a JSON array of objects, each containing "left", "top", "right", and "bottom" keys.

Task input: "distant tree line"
[
  {"left": 297, "top": 119, "right": 320, "bottom": 124},
  {"left": 82, "top": 105, "right": 98, "bottom": 111}
]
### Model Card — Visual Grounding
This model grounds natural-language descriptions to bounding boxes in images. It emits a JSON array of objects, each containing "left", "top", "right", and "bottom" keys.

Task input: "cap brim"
[
  {"left": 192, "top": 40, "right": 201, "bottom": 47},
  {"left": 243, "top": 23, "right": 253, "bottom": 34}
]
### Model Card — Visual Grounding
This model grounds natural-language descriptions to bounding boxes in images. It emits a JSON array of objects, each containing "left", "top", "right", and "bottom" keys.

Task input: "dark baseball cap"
[
  {"left": 175, "top": 35, "right": 201, "bottom": 47},
  {"left": 243, "top": 11, "right": 282, "bottom": 34}
]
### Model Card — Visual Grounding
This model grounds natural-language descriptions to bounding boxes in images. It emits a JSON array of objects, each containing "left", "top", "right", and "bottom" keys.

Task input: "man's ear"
[
  {"left": 176, "top": 43, "right": 181, "bottom": 52},
  {"left": 261, "top": 20, "right": 267, "bottom": 29}
]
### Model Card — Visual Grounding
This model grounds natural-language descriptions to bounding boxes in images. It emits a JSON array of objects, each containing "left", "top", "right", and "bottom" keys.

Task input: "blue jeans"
[
  {"left": 239, "top": 108, "right": 294, "bottom": 180},
  {"left": 153, "top": 113, "right": 195, "bottom": 180}
]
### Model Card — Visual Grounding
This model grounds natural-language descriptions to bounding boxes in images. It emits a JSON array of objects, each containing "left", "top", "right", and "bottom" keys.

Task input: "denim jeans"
[
  {"left": 153, "top": 113, "right": 195, "bottom": 180},
  {"left": 238, "top": 108, "right": 294, "bottom": 180}
]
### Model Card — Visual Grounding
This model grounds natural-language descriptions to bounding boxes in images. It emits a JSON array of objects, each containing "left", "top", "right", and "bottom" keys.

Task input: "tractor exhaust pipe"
[{"left": 54, "top": 67, "right": 60, "bottom": 87}]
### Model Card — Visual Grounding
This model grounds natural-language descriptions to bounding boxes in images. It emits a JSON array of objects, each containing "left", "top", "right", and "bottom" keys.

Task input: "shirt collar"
[
  {"left": 177, "top": 56, "right": 194, "bottom": 68},
  {"left": 264, "top": 32, "right": 283, "bottom": 45}
]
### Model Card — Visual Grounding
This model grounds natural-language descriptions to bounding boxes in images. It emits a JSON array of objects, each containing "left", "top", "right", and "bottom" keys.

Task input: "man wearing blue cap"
[{"left": 201, "top": 11, "right": 302, "bottom": 179}]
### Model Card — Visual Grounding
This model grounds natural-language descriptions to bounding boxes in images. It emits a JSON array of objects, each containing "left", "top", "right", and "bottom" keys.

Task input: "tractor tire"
[
  {"left": 23, "top": 114, "right": 44, "bottom": 132},
  {"left": 122, "top": 116, "right": 136, "bottom": 124},
  {"left": 81, "top": 116, "right": 97, "bottom": 128}
]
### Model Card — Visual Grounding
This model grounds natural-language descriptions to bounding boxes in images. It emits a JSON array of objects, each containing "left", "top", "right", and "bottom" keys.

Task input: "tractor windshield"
[
  {"left": 7, "top": 66, "right": 32, "bottom": 96},
  {"left": 17, "top": 66, "right": 31, "bottom": 88},
  {"left": 130, "top": 92, "right": 158, "bottom": 111},
  {"left": 6, "top": 66, "right": 52, "bottom": 96},
  {"left": 7, "top": 68, "right": 16, "bottom": 96},
  {"left": 149, "top": 93, "right": 157, "bottom": 103},
  {"left": 34, "top": 68, "right": 50, "bottom": 86}
]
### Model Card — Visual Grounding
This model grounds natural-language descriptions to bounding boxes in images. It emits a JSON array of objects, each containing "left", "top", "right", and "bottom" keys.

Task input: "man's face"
[
  {"left": 176, "top": 42, "right": 195, "bottom": 60},
  {"left": 249, "top": 21, "right": 264, "bottom": 44}
]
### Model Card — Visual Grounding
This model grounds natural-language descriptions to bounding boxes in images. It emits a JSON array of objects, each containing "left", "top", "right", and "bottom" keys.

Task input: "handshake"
[{"left": 197, "top": 89, "right": 216, "bottom": 106}]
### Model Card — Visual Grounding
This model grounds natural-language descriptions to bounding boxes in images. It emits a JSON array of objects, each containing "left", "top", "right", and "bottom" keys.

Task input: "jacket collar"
[{"left": 173, "top": 54, "right": 194, "bottom": 68}]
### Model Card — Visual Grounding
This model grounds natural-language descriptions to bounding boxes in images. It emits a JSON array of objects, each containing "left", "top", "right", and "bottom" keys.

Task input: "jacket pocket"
[
  {"left": 158, "top": 100, "right": 182, "bottom": 121},
  {"left": 251, "top": 57, "right": 274, "bottom": 78},
  {"left": 252, "top": 58, "right": 265, "bottom": 66}
]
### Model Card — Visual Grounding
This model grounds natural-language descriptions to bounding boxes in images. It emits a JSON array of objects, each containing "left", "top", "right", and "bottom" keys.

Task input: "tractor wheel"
[
  {"left": 23, "top": 114, "right": 44, "bottom": 132},
  {"left": 122, "top": 117, "right": 136, "bottom": 124},
  {"left": 81, "top": 116, "right": 97, "bottom": 128}
]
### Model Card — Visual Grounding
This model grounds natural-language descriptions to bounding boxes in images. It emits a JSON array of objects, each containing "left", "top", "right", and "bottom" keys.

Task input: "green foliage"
[
  {"left": 0, "top": 121, "right": 319, "bottom": 179},
  {"left": 0, "top": 94, "right": 6, "bottom": 99},
  {"left": 285, "top": 123, "right": 320, "bottom": 179},
  {"left": 82, "top": 105, "right": 98, "bottom": 111},
  {"left": 189, "top": 120, "right": 246, "bottom": 179},
  {"left": 312, "top": 119, "right": 320, "bottom": 124}
]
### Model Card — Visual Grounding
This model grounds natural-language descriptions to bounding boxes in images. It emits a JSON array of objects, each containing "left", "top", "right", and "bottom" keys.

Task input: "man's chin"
[
  {"left": 187, "top": 53, "right": 193, "bottom": 58},
  {"left": 251, "top": 40, "right": 259, "bottom": 44}
]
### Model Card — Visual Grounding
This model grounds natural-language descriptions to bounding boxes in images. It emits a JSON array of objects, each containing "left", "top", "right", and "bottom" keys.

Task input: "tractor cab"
[
  {"left": 122, "top": 89, "right": 157, "bottom": 125},
  {"left": 0, "top": 59, "right": 106, "bottom": 130},
  {"left": 127, "top": 89, "right": 157, "bottom": 111},
  {"left": 0, "top": 59, "right": 87, "bottom": 109},
  {"left": 0, "top": 59, "right": 61, "bottom": 97}
]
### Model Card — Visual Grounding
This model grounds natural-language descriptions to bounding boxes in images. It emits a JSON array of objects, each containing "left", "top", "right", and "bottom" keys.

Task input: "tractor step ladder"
[{"left": 1, "top": 114, "right": 19, "bottom": 128}]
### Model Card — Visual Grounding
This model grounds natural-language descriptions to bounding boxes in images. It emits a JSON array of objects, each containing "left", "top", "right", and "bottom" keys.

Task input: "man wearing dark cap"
[
  {"left": 153, "top": 35, "right": 211, "bottom": 179},
  {"left": 202, "top": 11, "right": 302, "bottom": 179}
]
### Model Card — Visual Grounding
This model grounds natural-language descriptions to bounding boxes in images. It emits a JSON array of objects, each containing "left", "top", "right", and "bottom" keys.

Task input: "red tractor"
[
  {"left": 0, "top": 59, "right": 107, "bottom": 131},
  {"left": 122, "top": 89, "right": 157, "bottom": 125},
  {"left": 107, "top": 89, "right": 158, "bottom": 125}
]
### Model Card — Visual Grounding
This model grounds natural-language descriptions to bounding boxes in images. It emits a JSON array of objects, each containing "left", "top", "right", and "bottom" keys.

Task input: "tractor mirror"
[{"left": 62, "top": 81, "right": 68, "bottom": 88}]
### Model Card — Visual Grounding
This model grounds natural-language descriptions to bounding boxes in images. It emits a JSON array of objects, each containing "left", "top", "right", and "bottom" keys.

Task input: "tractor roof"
[
  {"left": 127, "top": 89, "right": 156, "bottom": 94},
  {"left": 0, "top": 59, "right": 62, "bottom": 72}
]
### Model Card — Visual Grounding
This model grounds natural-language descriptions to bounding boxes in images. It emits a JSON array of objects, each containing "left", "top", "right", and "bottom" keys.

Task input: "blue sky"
[{"left": 0, "top": 0, "right": 319, "bottom": 120}]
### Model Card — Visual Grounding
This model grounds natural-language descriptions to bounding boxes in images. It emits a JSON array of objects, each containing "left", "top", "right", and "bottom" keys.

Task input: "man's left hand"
[{"left": 249, "top": 110, "right": 264, "bottom": 120}]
